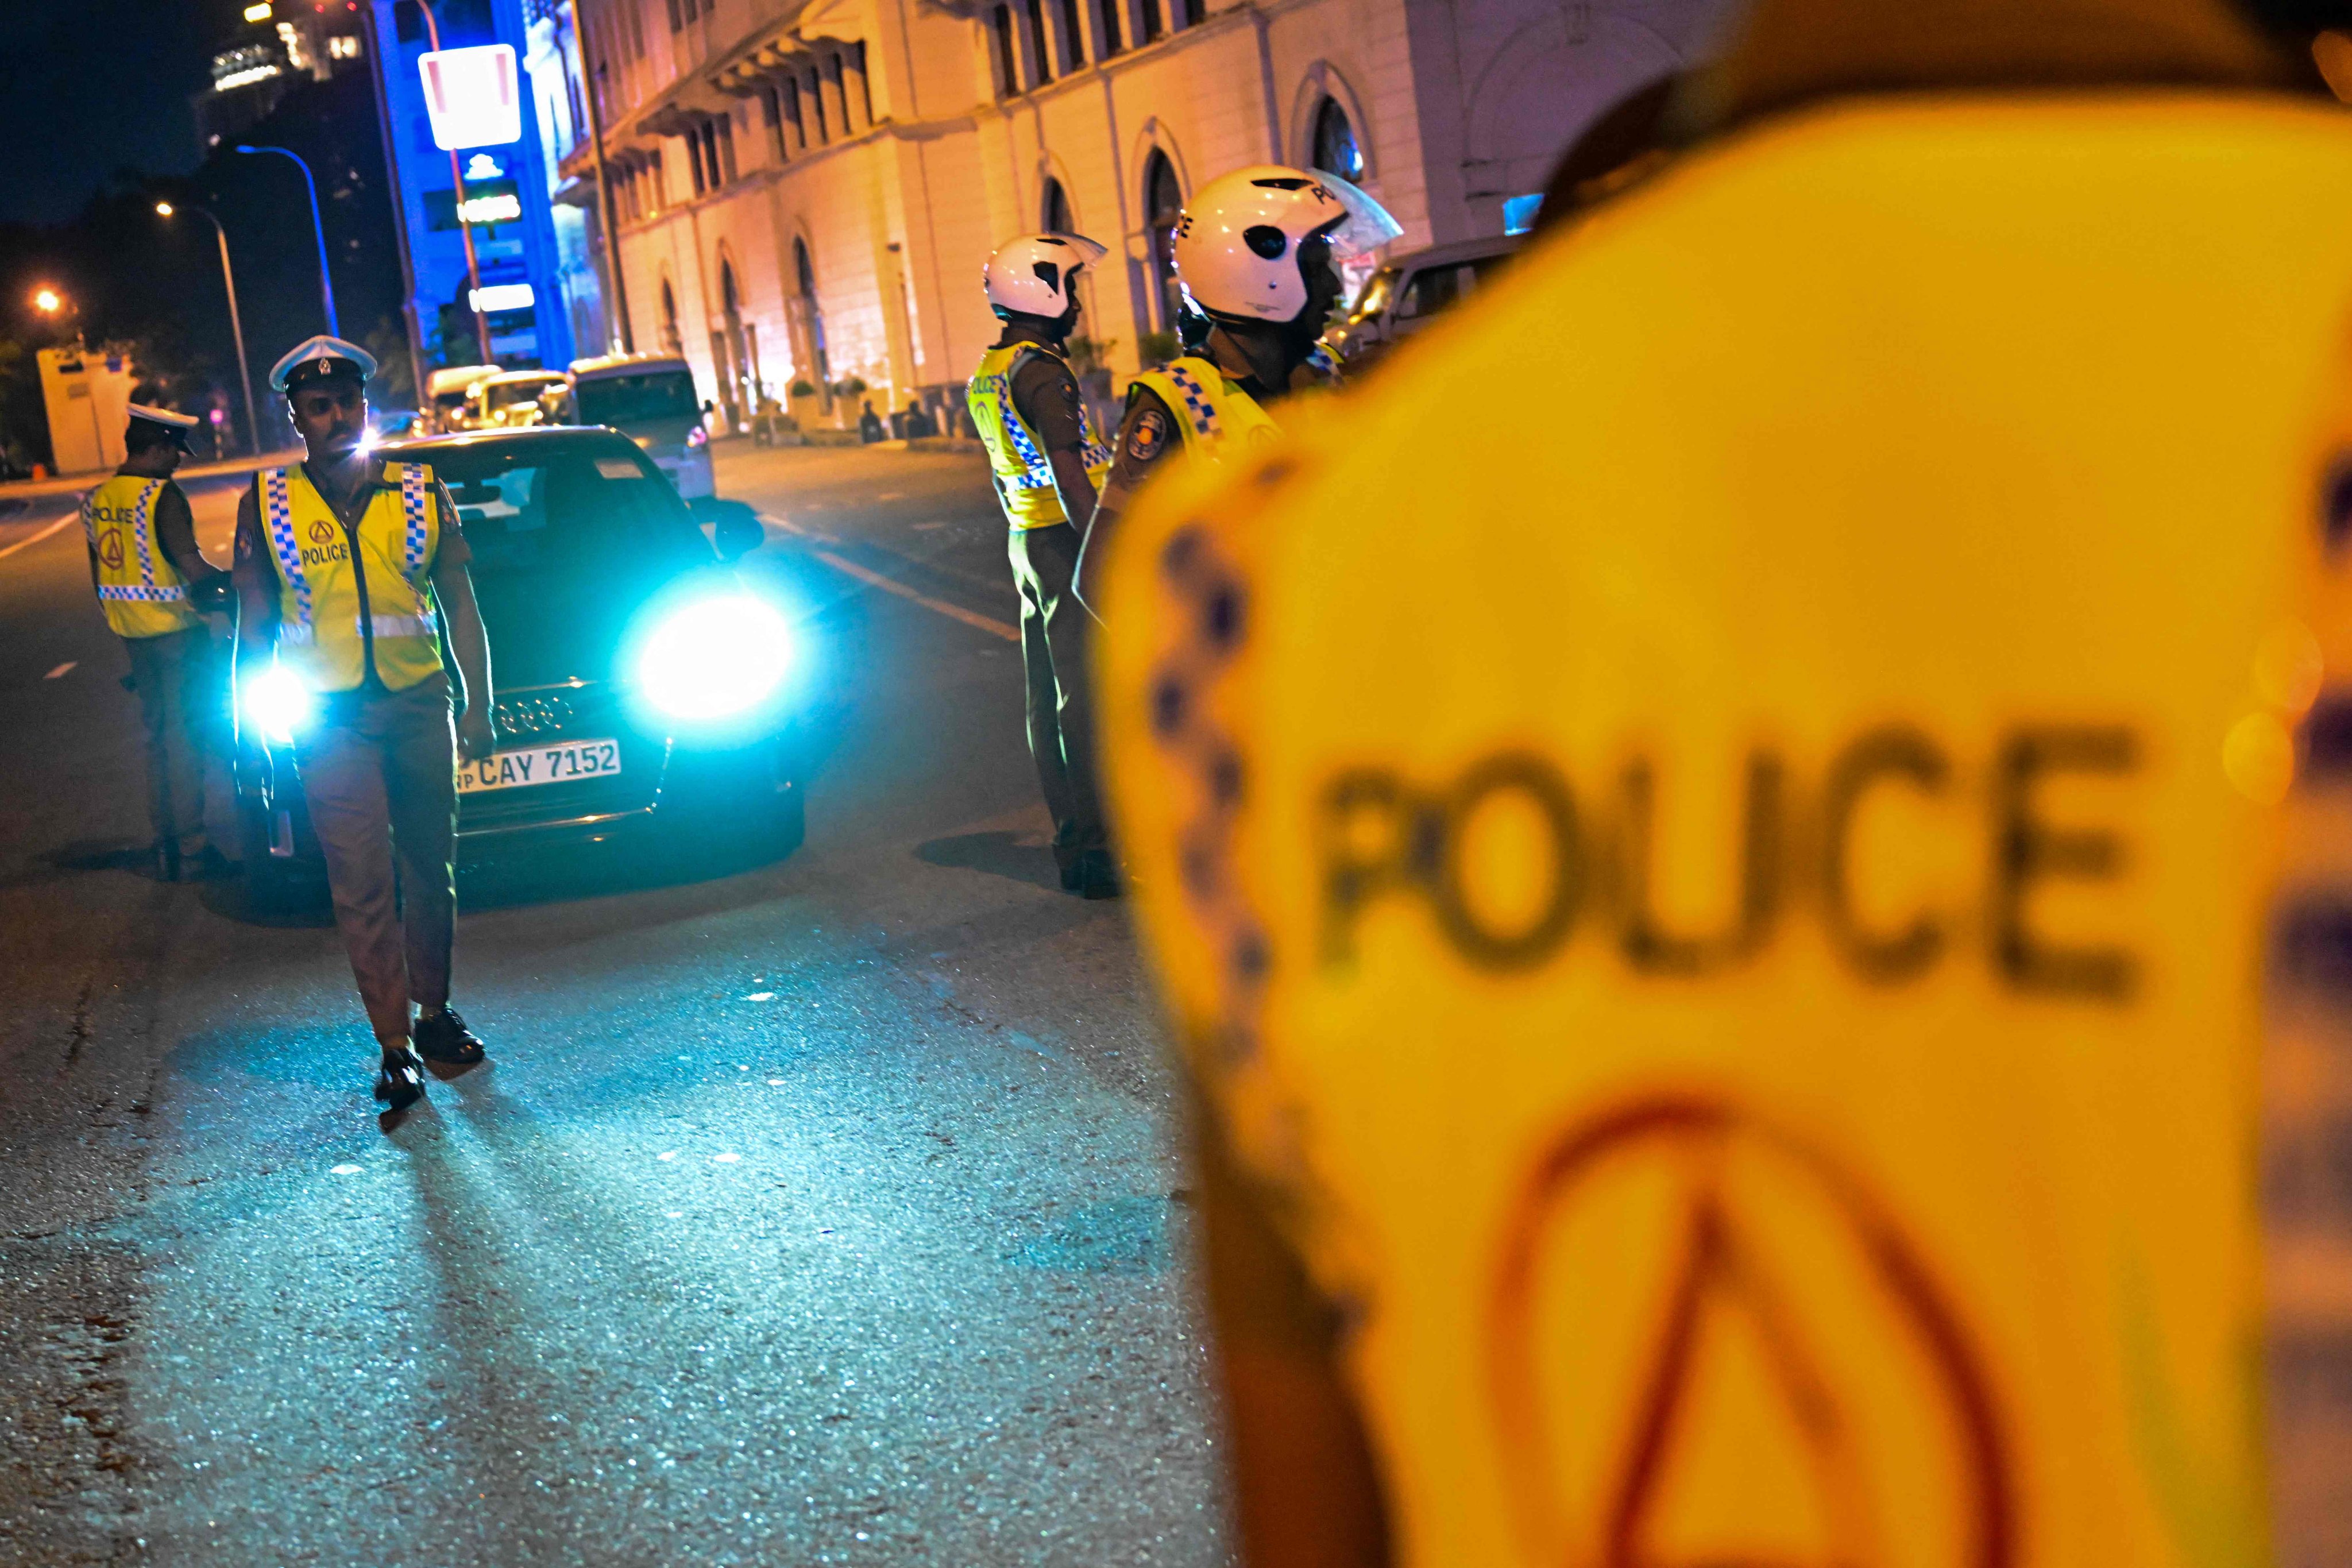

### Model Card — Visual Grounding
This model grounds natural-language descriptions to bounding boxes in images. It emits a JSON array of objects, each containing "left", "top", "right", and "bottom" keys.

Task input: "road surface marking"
[
  {"left": 0, "top": 513, "right": 76, "bottom": 561},
  {"left": 44, "top": 662, "right": 76, "bottom": 679},
  {"left": 810, "top": 549, "right": 1019, "bottom": 643},
  {"left": 758, "top": 509, "right": 839, "bottom": 546}
]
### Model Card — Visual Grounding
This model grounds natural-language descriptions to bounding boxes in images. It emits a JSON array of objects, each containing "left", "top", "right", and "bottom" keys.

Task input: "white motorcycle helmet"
[
  {"left": 1172, "top": 165, "right": 1401, "bottom": 325},
  {"left": 983, "top": 231, "right": 1108, "bottom": 320}
]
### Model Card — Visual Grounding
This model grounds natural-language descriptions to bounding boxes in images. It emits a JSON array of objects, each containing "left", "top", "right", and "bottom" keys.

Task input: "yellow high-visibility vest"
[
  {"left": 1128, "top": 355, "right": 1280, "bottom": 465},
  {"left": 1099, "top": 93, "right": 2352, "bottom": 1567},
  {"left": 966, "top": 342, "right": 1113, "bottom": 528},
  {"left": 258, "top": 461, "right": 445, "bottom": 694},
  {"left": 82, "top": 474, "right": 200, "bottom": 639}
]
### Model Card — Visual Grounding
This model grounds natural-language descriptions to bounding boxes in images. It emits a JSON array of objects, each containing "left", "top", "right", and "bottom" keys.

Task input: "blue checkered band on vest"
[
  {"left": 399, "top": 463, "right": 428, "bottom": 573},
  {"left": 1164, "top": 364, "right": 1221, "bottom": 439},
  {"left": 261, "top": 468, "right": 315, "bottom": 646},
  {"left": 129, "top": 480, "right": 157, "bottom": 582},
  {"left": 991, "top": 374, "right": 1056, "bottom": 492},
  {"left": 83, "top": 480, "right": 187, "bottom": 604}
]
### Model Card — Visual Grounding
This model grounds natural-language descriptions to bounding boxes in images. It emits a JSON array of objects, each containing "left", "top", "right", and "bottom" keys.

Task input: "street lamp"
[
  {"left": 156, "top": 201, "right": 262, "bottom": 458},
  {"left": 232, "top": 144, "right": 341, "bottom": 338},
  {"left": 32, "top": 287, "right": 61, "bottom": 315}
]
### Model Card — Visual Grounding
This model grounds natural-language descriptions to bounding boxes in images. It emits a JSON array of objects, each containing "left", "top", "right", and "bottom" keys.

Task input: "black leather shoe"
[
  {"left": 374, "top": 1047, "right": 426, "bottom": 1111},
  {"left": 1059, "top": 858, "right": 1083, "bottom": 892},
  {"left": 412, "top": 1009, "right": 486, "bottom": 1066},
  {"left": 1075, "top": 849, "right": 1123, "bottom": 901}
]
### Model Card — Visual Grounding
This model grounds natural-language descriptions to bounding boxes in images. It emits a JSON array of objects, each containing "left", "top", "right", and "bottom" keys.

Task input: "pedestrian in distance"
[
  {"left": 966, "top": 232, "right": 1123, "bottom": 898},
  {"left": 231, "top": 336, "right": 498, "bottom": 1114},
  {"left": 858, "top": 399, "right": 887, "bottom": 443},
  {"left": 83, "top": 404, "right": 234, "bottom": 882},
  {"left": 902, "top": 398, "right": 938, "bottom": 440},
  {"left": 1072, "top": 166, "right": 1400, "bottom": 613}
]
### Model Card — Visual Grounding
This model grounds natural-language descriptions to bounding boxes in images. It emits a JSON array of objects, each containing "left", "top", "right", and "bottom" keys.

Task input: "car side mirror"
[{"left": 693, "top": 497, "right": 763, "bottom": 561}]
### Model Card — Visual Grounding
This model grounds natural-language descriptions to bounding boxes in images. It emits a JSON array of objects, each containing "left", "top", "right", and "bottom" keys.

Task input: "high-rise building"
[
  {"left": 196, "top": 1, "right": 370, "bottom": 150},
  {"left": 364, "top": 0, "right": 579, "bottom": 377}
]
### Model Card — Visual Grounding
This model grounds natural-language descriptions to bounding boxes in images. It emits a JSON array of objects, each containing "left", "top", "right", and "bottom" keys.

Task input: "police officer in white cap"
[
  {"left": 966, "top": 233, "right": 1122, "bottom": 897},
  {"left": 231, "top": 336, "right": 499, "bottom": 1113},
  {"left": 85, "top": 403, "right": 233, "bottom": 880}
]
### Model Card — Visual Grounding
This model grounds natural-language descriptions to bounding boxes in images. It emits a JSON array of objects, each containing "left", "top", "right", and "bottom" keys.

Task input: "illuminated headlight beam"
[
  {"left": 637, "top": 596, "right": 794, "bottom": 721},
  {"left": 239, "top": 665, "right": 314, "bottom": 744}
]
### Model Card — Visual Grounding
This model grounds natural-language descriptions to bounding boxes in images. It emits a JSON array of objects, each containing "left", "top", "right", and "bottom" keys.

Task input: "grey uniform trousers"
[
  {"left": 292, "top": 675, "right": 458, "bottom": 1047},
  {"left": 122, "top": 625, "right": 216, "bottom": 853},
  {"left": 1008, "top": 522, "right": 1107, "bottom": 869}
]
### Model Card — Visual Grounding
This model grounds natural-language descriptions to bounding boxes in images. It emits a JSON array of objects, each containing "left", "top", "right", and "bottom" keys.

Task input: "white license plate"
[{"left": 457, "top": 737, "right": 623, "bottom": 794}]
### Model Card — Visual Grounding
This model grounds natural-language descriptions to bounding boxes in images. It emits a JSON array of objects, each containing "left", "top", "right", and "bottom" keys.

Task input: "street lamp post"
[
  {"left": 413, "top": 0, "right": 494, "bottom": 365},
  {"left": 231, "top": 144, "right": 341, "bottom": 338},
  {"left": 156, "top": 202, "right": 262, "bottom": 458}
]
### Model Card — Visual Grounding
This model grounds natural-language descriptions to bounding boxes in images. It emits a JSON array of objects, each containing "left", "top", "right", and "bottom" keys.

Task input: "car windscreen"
[
  {"left": 424, "top": 441, "right": 715, "bottom": 686},
  {"left": 488, "top": 379, "right": 557, "bottom": 409},
  {"left": 575, "top": 371, "right": 699, "bottom": 427}
]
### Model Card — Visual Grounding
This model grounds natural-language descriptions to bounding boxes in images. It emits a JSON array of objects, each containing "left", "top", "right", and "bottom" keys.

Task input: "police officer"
[
  {"left": 231, "top": 337, "right": 498, "bottom": 1113},
  {"left": 1074, "top": 167, "right": 1399, "bottom": 608},
  {"left": 966, "top": 232, "right": 1122, "bottom": 897},
  {"left": 84, "top": 403, "right": 233, "bottom": 881},
  {"left": 1090, "top": 1, "right": 2352, "bottom": 1562}
]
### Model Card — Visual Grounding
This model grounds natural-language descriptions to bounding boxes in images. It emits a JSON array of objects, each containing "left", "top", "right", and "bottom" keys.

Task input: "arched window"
[
  {"left": 716, "top": 257, "right": 751, "bottom": 430},
  {"left": 1143, "top": 150, "right": 1183, "bottom": 331},
  {"left": 1042, "top": 176, "right": 1072, "bottom": 234},
  {"left": 1311, "top": 95, "right": 1364, "bottom": 184},
  {"left": 791, "top": 236, "right": 831, "bottom": 393},
  {"left": 659, "top": 277, "right": 682, "bottom": 353}
]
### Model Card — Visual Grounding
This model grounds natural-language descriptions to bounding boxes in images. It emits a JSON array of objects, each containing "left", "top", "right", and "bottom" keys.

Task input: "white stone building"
[{"left": 560, "top": 0, "right": 1723, "bottom": 431}]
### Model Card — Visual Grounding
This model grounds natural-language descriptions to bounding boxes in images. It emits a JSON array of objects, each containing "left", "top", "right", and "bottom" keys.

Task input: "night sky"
[{"left": 0, "top": 1, "right": 233, "bottom": 225}]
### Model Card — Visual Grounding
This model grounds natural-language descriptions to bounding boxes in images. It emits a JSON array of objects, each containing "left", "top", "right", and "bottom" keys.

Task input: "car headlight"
[
  {"left": 240, "top": 665, "right": 314, "bottom": 744},
  {"left": 636, "top": 594, "right": 793, "bottom": 720}
]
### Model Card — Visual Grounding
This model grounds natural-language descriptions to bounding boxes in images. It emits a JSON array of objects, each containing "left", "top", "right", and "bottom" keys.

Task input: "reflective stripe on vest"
[
  {"left": 1131, "top": 356, "right": 1282, "bottom": 465},
  {"left": 82, "top": 476, "right": 199, "bottom": 639},
  {"left": 967, "top": 343, "right": 1113, "bottom": 529},
  {"left": 260, "top": 462, "right": 445, "bottom": 692}
]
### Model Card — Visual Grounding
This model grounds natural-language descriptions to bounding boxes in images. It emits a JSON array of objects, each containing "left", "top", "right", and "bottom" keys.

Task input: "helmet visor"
[
  {"left": 1312, "top": 174, "right": 1404, "bottom": 261},
  {"left": 1041, "top": 233, "right": 1110, "bottom": 268}
]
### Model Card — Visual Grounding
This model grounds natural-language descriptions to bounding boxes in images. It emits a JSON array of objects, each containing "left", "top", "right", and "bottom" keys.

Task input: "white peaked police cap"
[{"left": 269, "top": 334, "right": 379, "bottom": 393}]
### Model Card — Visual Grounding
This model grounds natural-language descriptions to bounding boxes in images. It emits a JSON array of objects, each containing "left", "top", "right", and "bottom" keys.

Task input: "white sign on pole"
[{"left": 419, "top": 44, "right": 522, "bottom": 150}]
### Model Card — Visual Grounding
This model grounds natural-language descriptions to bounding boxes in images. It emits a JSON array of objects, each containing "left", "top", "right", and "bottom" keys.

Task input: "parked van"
[
  {"left": 1325, "top": 235, "right": 1523, "bottom": 374},
  {"left": 568, "top": 353, "right": 713, "bottom": 501}
]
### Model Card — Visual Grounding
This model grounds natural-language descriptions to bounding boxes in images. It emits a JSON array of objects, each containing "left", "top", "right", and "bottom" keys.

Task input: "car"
[
  {"left": 424, "top": 365, "right": 491, "bottom": 434},
  {"left": 469, "top": 369, "right": 571, "bottom": 431},
  {"left": 568, "top": 353, "right": 714, "bottom": 501},
  {"left": 233, "top": 427, "right": 795, "bottom": 911},
  {"left": 1324, "top": 234, "right": 1524, "bottom": 374}
]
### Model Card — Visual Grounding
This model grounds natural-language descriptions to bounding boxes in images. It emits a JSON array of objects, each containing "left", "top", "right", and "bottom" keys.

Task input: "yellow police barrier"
[{"left": 1098, "top": 95, "right": 2352, "bottom": 1566}]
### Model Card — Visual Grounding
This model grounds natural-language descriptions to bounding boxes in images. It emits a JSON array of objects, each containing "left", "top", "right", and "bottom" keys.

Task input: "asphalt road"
[{"left": 0, "top": 444, "right": 1231, "bottom": 1566}]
